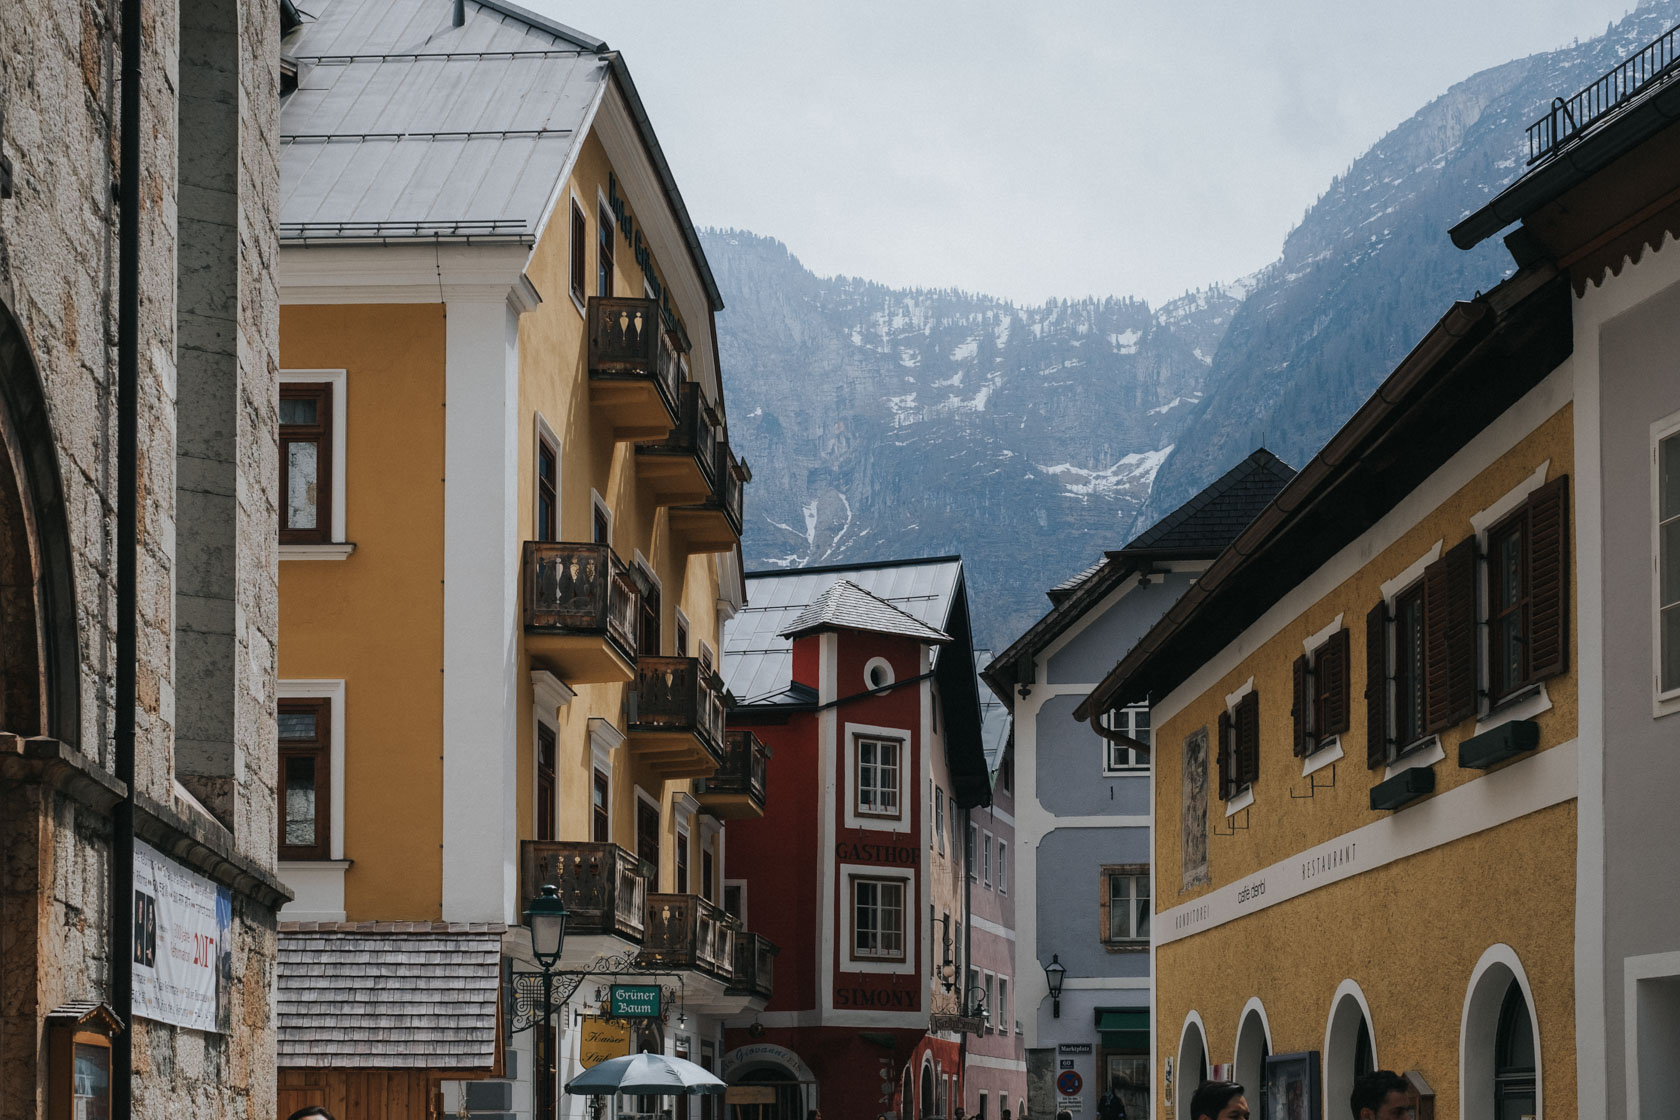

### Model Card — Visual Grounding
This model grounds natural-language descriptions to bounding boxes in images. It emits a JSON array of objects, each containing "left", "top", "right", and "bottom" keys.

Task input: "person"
[
  {"left": 1001, "top": 1109, "right": 1013, "bottom": 1120},
  {"left": 1350, "top": 1071, "right": 1415, "bottom": 1120},
  {"left": 1187, "top": 1080, "right": 1248, "bottom": 1120},
  {"left": 954, "top": 1107, "right": 966, "bottom": 1120},
  {"left": 287, "top": 1109, "right": 335, "bottom": 1120},
  {"left": 1098, "top": 1077, "right": 1128, "bottom": 1120}
]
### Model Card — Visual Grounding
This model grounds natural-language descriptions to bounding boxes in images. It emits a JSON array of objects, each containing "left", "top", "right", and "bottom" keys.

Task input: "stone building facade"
[{"left": 0, "top": 0, "right": 286, "bottom": 1116}]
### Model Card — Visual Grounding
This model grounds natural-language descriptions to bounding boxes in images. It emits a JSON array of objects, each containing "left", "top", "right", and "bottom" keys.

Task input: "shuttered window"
[
  {"left": 1218, "top": 693, "right": 1260, "bottom": 800},
  {"left": 1660, "top": 429, "right": 1680, "bottom": 696},
  {"left": 1485, "top": 476, "right": 1570, "bottom": 705},
  {"left": 569, "top": 200, "right": 587, "bottom": 306},
  {"left": 1425, "top": 536, "right": 1479, "bottom": 732},
  {"left": 1292, "top": 629, "right": 1350, "bottom": 756},
  {"left": 536, "top": 723, "right": 556, "bottom": 842},
  {"left": 1364, "top": 601, "right": 1389, "bottom": 769},
  {"left": 1393, "top": 582, "right": 1428, "bottom": 749}
]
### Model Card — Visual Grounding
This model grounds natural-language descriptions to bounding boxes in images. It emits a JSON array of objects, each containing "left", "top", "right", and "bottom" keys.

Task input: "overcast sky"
[{"left": 536, "top": 1, "right": 1640, "bottom": 307}]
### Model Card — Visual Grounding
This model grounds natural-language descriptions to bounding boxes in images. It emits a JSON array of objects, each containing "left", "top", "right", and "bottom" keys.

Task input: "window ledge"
[
  {"left": 1657, "top": 688, "right": 1680, "bottom": 720},
  {"left": 281, "top": 542, "right": 356, "bottom": 561},
  {"left": 1476, "top": 682, "right": 1551, "bottom": 735},
  {"left": 1101, "top": 941, "right": 1149, "bottom": 954},
  {"left": 1224, "top": 787, "right": 1254, "bottom": 816},
  {"left": 1383, "top": 737, "right": 1444, "bottom": 781},
  {"left": 1302, "top": 737, "right": 1343, "bottom": 776},
  {"left": 277, "top": 859, "right": 354, "bottom": 870}
]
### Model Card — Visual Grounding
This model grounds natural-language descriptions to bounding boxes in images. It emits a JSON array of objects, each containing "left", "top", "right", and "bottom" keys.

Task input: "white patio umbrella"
[{"left": 565, "top": 1052, "right": 728, "bottom": 1096}]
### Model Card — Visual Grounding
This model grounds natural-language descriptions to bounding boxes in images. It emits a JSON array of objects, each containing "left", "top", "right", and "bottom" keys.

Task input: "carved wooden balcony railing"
[
  {"left": 520, "top": 841, "right": 647, "bottom": 943},
  {"left": 695, "top": 729, "right": 769, "bottom": 819},
  {"left": 639, "top": 893, "right": 735, "bottom": 982},
  {"left": 635, "top": 382, "right": 719, "bottom": 506},
  {"left": 670, "top": 442, "right": 747, "bottom": 553},
  {"left": 588, "top": 297, "right": 684, "bottom": 439},
  {"left": 726, "top": 931, "right": 778, "bottom": 1001},
  {"left": 522, "top": 541, "right": 639, "bottom": 684},
  {"left": 627, "top": 656, "right": 727, "bottom": 779}
]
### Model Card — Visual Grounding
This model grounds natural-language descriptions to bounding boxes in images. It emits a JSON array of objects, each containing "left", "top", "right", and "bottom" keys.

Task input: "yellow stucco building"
[
  {"left": 269, "top": 2, "right": 770, "bottom": 1117},
  {"left": 1078, "top": 265, "right": 1579, "bottom": 1120}
]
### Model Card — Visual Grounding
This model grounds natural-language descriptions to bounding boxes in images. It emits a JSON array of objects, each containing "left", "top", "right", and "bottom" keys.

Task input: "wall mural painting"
[{"left": 1181, "top": 725, "right": 1210, "bottom": 890}]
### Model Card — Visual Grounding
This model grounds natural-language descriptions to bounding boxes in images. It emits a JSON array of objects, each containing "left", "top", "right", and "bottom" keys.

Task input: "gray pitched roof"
[
  {"left": 780, "top": 579, "right": 953, "bottom": 644},
  {"left": 724, "top": 558, "right": 964, "bottom": 707},
  {"left": 1116, "top": 448, "right": 1296, "bottom": 557},
  {"left": 1046, "top": 560, "right": 1105, "bottom": 603},
  {"left": 277, "top": 925, "right": 503, "bottom": 1069}
]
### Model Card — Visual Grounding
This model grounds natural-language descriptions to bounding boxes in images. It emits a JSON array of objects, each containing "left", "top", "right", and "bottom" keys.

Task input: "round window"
[{"left": 865, "top": 658, "right": 894, "bottom": 691}]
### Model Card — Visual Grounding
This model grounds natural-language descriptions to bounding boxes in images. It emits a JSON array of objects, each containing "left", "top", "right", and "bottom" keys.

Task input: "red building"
[{"left": 720, "top": 559, "right": 1016, "bottom": 1120}]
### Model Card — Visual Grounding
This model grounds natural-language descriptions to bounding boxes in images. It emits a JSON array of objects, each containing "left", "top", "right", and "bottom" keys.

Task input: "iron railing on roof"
[{"left": 1527, "top": 20, "right": 1680, "bottom": 163}]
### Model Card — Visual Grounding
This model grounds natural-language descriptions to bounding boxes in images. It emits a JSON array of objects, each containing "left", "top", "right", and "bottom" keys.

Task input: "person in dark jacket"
[{"left": 1098, "top": 1078, "right": 1129, "bottom": 1120}]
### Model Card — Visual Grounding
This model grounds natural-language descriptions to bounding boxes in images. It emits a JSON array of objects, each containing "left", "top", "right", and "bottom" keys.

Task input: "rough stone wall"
[{"left": 0, "top": 0, "right": 280, "bottom": 1113}]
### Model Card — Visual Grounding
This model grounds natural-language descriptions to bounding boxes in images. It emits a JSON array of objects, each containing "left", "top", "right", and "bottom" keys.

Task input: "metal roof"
[
  {"left": 724, "top": 559, "right": 964, "bottom": 707},
  {"left": 280, "top": 0, "right": 605, "bottom": 242},
  {"left": 780, "top": 579, "right": 953, "bottom": 644}
]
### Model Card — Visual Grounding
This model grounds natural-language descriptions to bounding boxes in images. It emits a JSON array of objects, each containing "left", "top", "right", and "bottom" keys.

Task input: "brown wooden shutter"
[
  {"left": 1364, "top": 602, "right": 1388, "bottom": 769},
  {"left": 1321, "top": 628, "right": 1351, "bottom": 736},
  {"left": 1235, "top": 691, "right": 1261, "bottom": 786},
  {"left": 1216, "top": 710, "right": 1232, "bottom": 800},
  {"left": 1526, "top": 475, "right": 1569, "bottom": 681},
  {"left": 1425, "top": 536, "right": 1479, "bottom": 733},
  {"left": 1292, "top": 654, "right": 1310, "bottom": 757}
]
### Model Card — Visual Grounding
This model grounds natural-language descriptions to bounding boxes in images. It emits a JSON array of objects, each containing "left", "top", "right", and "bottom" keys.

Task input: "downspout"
[
  {"left": 112, "top": 0, "right": 141, "bottom": 1110},
  {"left": 958, "top": 805, "right": 974, "bottom": 1116}
]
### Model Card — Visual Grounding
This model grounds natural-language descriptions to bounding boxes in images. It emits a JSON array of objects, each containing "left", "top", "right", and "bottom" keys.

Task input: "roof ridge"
[
  {"left": 1119, "top": 447, "right": 1295, "bottom": 554},
  {"left": 779, "top": 578, "right": 953, "bottom": 643},
  {"left": 473, "top": 0, "right": 606, "bottom": 51},
  {"left": 747, "top": 554, "right": 963, "bottom": 579}
]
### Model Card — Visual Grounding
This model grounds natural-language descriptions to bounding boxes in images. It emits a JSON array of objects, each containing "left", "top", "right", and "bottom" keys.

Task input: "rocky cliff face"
[{"left": 705, "top": 230, "right": 1241, "bottom": 647}]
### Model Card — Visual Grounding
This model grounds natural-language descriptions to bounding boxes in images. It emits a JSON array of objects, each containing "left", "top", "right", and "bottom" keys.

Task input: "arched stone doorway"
[{"left": 0, "top": 294, "right": 79, "bottom": 743}]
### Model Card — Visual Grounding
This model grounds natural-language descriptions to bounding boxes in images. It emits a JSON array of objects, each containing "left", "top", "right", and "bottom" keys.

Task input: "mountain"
[
  {"left": 703, "top": 231, "right": 1243, "bottom": 648},
  {"left": 707, "top": 2, "right": 1680, "bottom": 650},
  {"left": 1138, "top": 0, "right": 1680, "bottom": 521}
]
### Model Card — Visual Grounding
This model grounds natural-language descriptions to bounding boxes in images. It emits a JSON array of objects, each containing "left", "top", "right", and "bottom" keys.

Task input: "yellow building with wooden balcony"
[{"left": 270, "top": 2, "right": 768, "bottom": 1117}]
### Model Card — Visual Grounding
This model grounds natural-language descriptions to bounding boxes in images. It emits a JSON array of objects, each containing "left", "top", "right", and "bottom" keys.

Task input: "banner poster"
[{"left": 132, "top": 839, "right": 232, "bottom": 1032}]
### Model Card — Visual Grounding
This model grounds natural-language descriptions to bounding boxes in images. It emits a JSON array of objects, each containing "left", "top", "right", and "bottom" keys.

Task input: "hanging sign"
[
  {"left": 610, "top": 984, "right": 662, "bottom": 1018},
  {"left": 580, "top": 1015, "right": 632, "bottom": 1068},
  {"left": 132, "top": 839, "right": 232, "bottom": 1032}
]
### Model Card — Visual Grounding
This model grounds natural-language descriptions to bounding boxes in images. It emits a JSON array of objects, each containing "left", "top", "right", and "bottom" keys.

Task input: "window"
[
  {"left": 636, "top": 796, "right": 661, "bottom": 884},
  {"left": 1488, "top": 512, "right": 1530, "bottom": 703},
  {"left": 1101, "top": 865, "right": 1150, "bottom": 945},
  {"left": 1484, "top": 479, "right": 1569, "bottom": 705},
  {"left": 592, "top": 503, "right": 611, "bottom": 545},
  {"left": 1393, "top": 582, "right": 1428, "bottom": 750},
  {"left": 967, "top": 822, "right": 977, "bottom": 880},
  {"left": 278, "top": 698, "right": 331, "bottom": 859},
  {"left": 597, "top": 205, "right": 615, "bottom": 297},
  {"left": 724, "top": 882, "right": 745, "bottom": 924},
  {"left": 676, "top": 614, "right": 689, "bottom": 658},
  {"left": 1216, "top": 692, "right": 1259, "bottom": 801},
  {"left": 1494, "top": 980, "right": 1537, "bottom": 1116},
  {"left": 701, "top": 845, "right": 716, "bottom": 903},
  {"left": 855, "top": 737, "right": 902, "bottom": 817},
  {"left": 592, "top": 768, "right": 610, "bottom": 842},
  {"left": 997, "top": 840, "right": 1008, "bottom": 893},
  {"left": 996, "top": 976, "right": 1010, "bottom": 1034},
  {"left": 935, "top": 789, "right": 946, "bottom": 853},
  {"left": 536, "top": 723, "right": 556, "bottom": 841},
  {"left": 983, "top": 973, "right": 995, "bottom": 1032},
  {"left": 982, "top": 830, "right": 992, "bottom": 887},
  {"left": 634, "top": 564, "right": 661, "bottom": 657},
  {"left": 1291, "top": 628, "right": 1350, "bottom": 757},
  {"left": 536, "top": 434, "right": 558, "bottom": 543},
  {"left": 1002, "top": 753, "right": 1012, "bottom": 793},
  {"left": 675, "top": 829, "right": 690, "bottom": 893},
  {"left": 979, "top": 1092, "right": 988, "bottom": 1120},
  {"left": 1102, "top": 705, "right": 1151, "bottom": 772},
  {"left": 569, "top": 199, "right": 587, "bottom": 308},
  {"left": 865, "top": 657, "right": 894, "bottom": 691},
  {"left": 279, "top": 383, "right": 332, "bottom": 544},
  {"left": 1659, "top": 426, "right": 1680, "bottom": 698},
  {"left": 852, "top": 877, "right": 906, "bottom": 961}
]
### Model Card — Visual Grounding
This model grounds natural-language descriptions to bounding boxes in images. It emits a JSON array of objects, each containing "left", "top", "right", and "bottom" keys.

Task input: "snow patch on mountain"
[{"left": 1035, "top": 447, "right": 1174, "bottom": 501}]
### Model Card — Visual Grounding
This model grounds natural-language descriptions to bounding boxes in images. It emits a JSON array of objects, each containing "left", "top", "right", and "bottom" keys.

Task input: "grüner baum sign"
[{"left": 610, "top": 984, "right": 662, "bottom": 1018}]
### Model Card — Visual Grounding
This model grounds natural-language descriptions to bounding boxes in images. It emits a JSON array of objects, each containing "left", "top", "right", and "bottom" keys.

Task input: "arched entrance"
[
  {"left": 1177, "top": 1011, "right": 1209, "bottom": 1106},
  {"left": 1460, "top": 944, "right": 1542, "bottom": 1120},
  {"left": 1324, "top": 980, "right": 1376, "bottom": 1120},
  {"left": 1493, "top": 982, "right": 1536, "bottom": 1119},
  {"left": 1233, "top": 1000, "right": 1270, "bottom": 1107},
  {"left": 723, "top": 1045, "right": 818, "bottom": 1120},
  {"left": 920, "top": 1058, "right": 934, "bottom": 1119}
]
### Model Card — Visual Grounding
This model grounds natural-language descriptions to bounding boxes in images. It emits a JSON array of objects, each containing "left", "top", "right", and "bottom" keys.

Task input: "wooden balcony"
[
  {"left": 639, "top": 893, "right": 735, "bottom": 983},
  {"left": 520, "top": 841, "right": 647, "bottom": 946},
  {"left": 670, "top": 442, "right": 747, "bottom": 554},
  {"left": 588, "top": 297, "right": 682, "bottom": 439},
  {"left": 636, "top": 382, "right": 719, "bottom": 506},
  {"left": 726, "top": 931, "right": 779, "bottom": 1002},
  {"left": 695, "top": 730, "right": 769, "bottom": 820},
  {"left": 628, "top": 657, "right": 726, "bottom": 780},
  {"left": 523, "top": 542, "right": 638, "bottom": 684}
]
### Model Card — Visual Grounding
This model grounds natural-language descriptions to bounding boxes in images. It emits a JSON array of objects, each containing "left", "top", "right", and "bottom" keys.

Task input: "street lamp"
[
  {"left": 1044, "top": 954, "right": 1066, "bottom": 1019},
  {"left": 525, "top": 885, "right": 569, "bottom": 1120}
]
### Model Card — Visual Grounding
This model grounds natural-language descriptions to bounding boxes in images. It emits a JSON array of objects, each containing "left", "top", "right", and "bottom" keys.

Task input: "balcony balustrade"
[
  {"left": 726, "top": 931, "right": 778, "bottom": 1002},
  {"left": 522, "top": 541, "right": 638, "bottom": 684},
  {"left": 588, "top": 296, "right": 683, "bottom": 439},
  {"left": 670, "top": 442, "right": 747, "bottom": 553},
  {"left": 694, "top": 729, "right": 769, "bottom": 819},
  {"left": 628, "top": 656, "right": 726, "bottom": 779},
  {"left": 639, "top": 893, "right": 735, "bottom": 982},
  {"left": 520, "top": 840, "right": 647, "bottom": 944},
  {"left": 635, "top": 382, "right": 719, "bottom": 506}
]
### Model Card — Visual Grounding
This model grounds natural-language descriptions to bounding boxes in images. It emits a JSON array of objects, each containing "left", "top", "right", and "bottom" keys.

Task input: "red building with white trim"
[{"left": 720, "top": 559, "right": 1016, "bottom": 1120}]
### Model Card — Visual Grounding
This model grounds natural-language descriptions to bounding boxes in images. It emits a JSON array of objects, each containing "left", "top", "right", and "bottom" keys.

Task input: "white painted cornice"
[{"left": 279, "top": 242, "right": 539, "bottom": 312}]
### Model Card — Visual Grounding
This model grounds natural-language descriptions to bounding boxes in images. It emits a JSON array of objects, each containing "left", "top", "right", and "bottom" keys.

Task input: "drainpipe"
[
  {"left": 111, "top": 0, "right": 141, "bottom": 1110},
  {"left": 958, "top": 806, "right": 973, "bottom": 1116}
]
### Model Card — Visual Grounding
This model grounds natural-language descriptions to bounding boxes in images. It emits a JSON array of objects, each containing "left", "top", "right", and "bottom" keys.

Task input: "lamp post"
[
  {"left": 525, "top": 885, "right": 569, "bottom": 1120},
  {"left": 1044, "top": 954, "right": 1066, "bottom": 1019}
]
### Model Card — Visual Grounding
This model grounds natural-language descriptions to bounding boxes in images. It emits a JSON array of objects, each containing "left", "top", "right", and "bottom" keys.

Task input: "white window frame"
[
  {"left": 864, "top": 656, "right": 895, "bottom": 691},
  {"left": 533, "top": 412, "right": 561, "bottom": 542},
  {"left": 675, "top": 607, "right": 691, "bottom": 658},
  {"left": 840, "top": 864, "right": 915, "bottom": 973},
  {"left": 982, "top": 829, "right": 993, "bottom": 888},
  {"left": 635, "top": 785, "right": 664, "bottom": 886},
  {"left": 1300, "top": 612, "right": 1346, "bottom": 759},
  {"left": 1222, "top": 677, "right": 1255, "bottom": 813},
  {"left": 531, "top": 670, "right": 572, "bottom": 842},
  {"left": 279, "top": 370, "right": 352, "bottom": 560},
  {"left": 568, "top": 189, "right": 589, "bottom": 317},
  {"left": 997, "top": 838, "right": 1008, "bottom": 893},
  {"left": 1101, "top": 703, "right": 1151, "bottom": 773},
  {"left": 844, "top": 722, "right": 912, "bottom": 832},
  {"left": 277, "top": 679, "right": 347, "bottom": 860},
  {"left": 996, "top": 974, "right": 1010, "bottom": 1035},
  {"left": 1469, "top": 460, "right": 1557, "bottom": 732},
  {"left": 967, "top": 821, "right": 977, "bottom": 880},
  {"left": 935, "top": 788, "right": 946, "bottom": 854},
  {"left": 1103, "top": 866, "right": 1151, "bottom": 944},
  {"left": 1654, "top": 410, "right": 1680, "bottom": 716},
  {"left": 590, "top": 489, "right": 613, "bottom": 546},
  {"left": 983, "top": 971, "right": 995, "bottom": 1033}
]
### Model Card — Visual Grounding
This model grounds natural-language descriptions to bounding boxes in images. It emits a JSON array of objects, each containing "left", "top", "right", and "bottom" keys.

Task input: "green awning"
[{"left": 1096, "top": 1009, "right": 1149, "bottom": 1052}]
